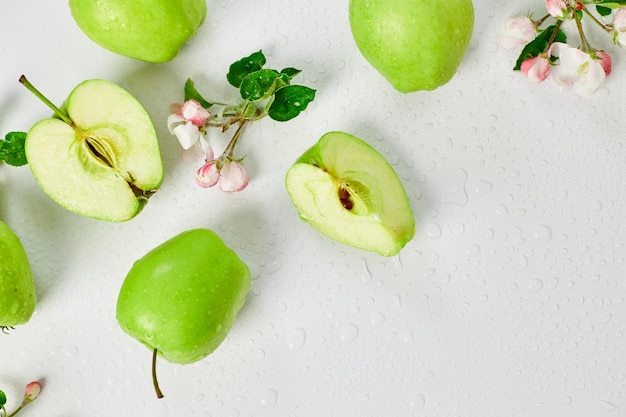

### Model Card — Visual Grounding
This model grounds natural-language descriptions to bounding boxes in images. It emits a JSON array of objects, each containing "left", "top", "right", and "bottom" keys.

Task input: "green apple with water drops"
[
  {"left": 0, "top": 220, "right": 36, "bottom": 331},
  {"left": 285, "top": 131, "right": 415, "bottom": 257},
  {"left": 349, "top": 0, "right": 474, "bottom": 92},
  {"left": 116, "top": 228, "right": 251, "bottom": 398},
  {"left": 21, "top": 76, "right": 163, "bottom": 222},
  {"left": 69, "top": 0, "right": 207, "bottom": 62}
]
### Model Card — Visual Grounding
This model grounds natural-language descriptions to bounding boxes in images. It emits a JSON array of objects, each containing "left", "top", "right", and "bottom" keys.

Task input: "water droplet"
[
  {"left": 338, "top": 324, "right": 359, "bottom": 342},
  {"left": 260, "top": 389, "right": 278, "bottom": 407},
  {"left": 466, "top": 244, "right": 481, "bottom": 256},
  {"left": 475, "top": 180, "right": 494, "bottom": 194},
  {"left": 409, "top": 394, "right": 426, "bottom": 409},
  {"left": 598, "top": 400, "right": 620, "bottom": 412},
  {"left": 441, "top": 168, "right": 469, "bottom": 206},
  {"left": 426, "top": 223, "right": 442, "bottom": 239},
  {"left": 287, "top": 328, "right": 306, "bottom": 351},
  {"left": 529, "top": 279, "right": 544, "bottom": 292},
  {"left": 533, "top": 225, "right": 553, "bottom": 243},
  {"left": 369, "top": 312, "right": 386, "bottom": 326}
]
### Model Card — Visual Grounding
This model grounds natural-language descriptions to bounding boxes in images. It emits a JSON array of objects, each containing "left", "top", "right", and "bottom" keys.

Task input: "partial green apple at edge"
[
  {"left": 116, "top": 228, "right": 251, "bottom": 398},
  {"left": 0, "top": 220, "right": 36, "bottom": 331},
  {"left": 69, "top": 0, "right": 207, "bottom": 63},
  {"left": 20, "top": 76, "right": 164, "bottom": 222},
  {"left": 349, "top": 0, "right": 475, "bottom": 92},
  {"left": 285, "top": 131, "right": 415, "bottom": 257}
]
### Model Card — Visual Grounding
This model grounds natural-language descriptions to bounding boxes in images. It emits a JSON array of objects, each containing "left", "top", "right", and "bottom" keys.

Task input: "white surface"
[{"left": 1, "top": 1, "right": 626, "bottom": 416}]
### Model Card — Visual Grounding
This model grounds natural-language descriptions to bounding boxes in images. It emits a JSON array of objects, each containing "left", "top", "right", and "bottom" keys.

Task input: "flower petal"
[{"left": 172, "top": 122, "right": 202, "bottom": 150}]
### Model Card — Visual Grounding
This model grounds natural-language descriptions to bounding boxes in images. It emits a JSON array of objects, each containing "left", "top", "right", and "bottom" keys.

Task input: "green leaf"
[
  {"left": 596, "top": 5, "right": 613, "bottom": 16},
  {"left": 183, "top": 78, "right": 214, "bottom": 109},
  {"left": 268, "top": 85, "right": 316, "bottom": 122},
  {"left": 239, "top": 69, "right": 282, "bottom": 101},
  {"left": 0, "top": 131, "right": 28, "bottom": 166},
  {"left": 227, "top": 50, "right": 266, "bottom": 88},
  {"left": 592, "top": 1, "right": 626, "bottom": 5},
  {"left": 279, "top": 67, "right": 301, "bottom": 80},
  {"left": 514, "top": 25, "right": 566, "bottom": 70},
  {"left": 0, "top": 390, "right": 6, "bottom": 406}
]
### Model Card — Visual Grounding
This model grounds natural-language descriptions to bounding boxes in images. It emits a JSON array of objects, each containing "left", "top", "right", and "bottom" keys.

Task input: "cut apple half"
[
  {"left": 24, "top": 79, "right": 164, "bottom": 222},
  {"left": 285, "top": 131, "right": 415, "bottom": 256}
]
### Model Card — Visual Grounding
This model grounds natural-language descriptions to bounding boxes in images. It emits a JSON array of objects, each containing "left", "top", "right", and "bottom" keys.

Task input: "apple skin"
[
  {"left": 116, "top": 229, "right": 251, "bottom": 365},
  {"left": 349, "top": 0, "right": 474, "bottom": 92},
  {"left": 0, "top": 220, "right": 36, "bottom": 328},
  {"left": 285, "top": 131, "right": 415, "bottom": 257},
  {"left": 69, "top": 0, "right": 207, "bottom": 62}
]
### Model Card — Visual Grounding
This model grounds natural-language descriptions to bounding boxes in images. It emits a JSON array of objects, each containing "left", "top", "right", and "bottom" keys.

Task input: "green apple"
[
  {"left": 349, "top": 0, "right": 474, "bottom": 92},
  {"left": 21, "top": 76, "right": 163, "bottom": 222},
  {"left": 0, "top": 220, "right": 36, "bottom": 330},
  {"left": 69, "top": 0, "right": 207, "bottom": 63},
  {"left": 285, "top": 131, "right": 414, "bottom": 257},
  {"left": 116, "top": 228, "right": 250, "bottom": 397}
]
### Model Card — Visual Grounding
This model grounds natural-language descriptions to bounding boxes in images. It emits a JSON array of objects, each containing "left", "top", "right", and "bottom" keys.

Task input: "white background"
[{"left": 1, "top": 1, "right": 626, "bottom": 416}]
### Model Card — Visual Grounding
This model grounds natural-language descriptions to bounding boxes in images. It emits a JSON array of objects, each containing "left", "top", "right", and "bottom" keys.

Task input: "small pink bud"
[
  {"left": 219, "top": 161, "right": 249, "bottom": 192},
  {"left": 196, "top": 161, "right": 220, "bottom": 188},
  {"left": 500, "top": 16, "right": 536, "bottom": 49},
  {"left": 546, "top": 0, "right": 568, "bottom": 18},
  {"left": 520, "top": 56, "right": 550, "bottom": 82},
  {"left": 24, "top": 381, "right": 41, "bottom": 403}
]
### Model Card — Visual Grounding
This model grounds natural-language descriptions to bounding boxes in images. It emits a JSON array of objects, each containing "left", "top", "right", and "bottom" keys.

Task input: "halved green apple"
[
  {"left": 285, "top": 131, "right": 415, "bottom": 256},
  {"left": 23, "top": 78, "right": 163, "bottom": 222}
]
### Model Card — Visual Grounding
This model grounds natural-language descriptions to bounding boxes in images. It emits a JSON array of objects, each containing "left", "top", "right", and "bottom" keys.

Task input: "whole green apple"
[
  {"left": 349, "top": 0, "right": 474, "bottom": 92},
  {"left": 0, "top": 220, "right": 36, "bottom": 330},
  {"left": 69, "top": 0, "right": 207, "bottom": 62},
  {"left": 285, "top": 131, "right": 415, "bottom": 256},
  {"left": 116, "top": 229, "right": 250, "bottom": 397},
  {"left": 21, "top": 76, "right": 163, "bottom": 222}
]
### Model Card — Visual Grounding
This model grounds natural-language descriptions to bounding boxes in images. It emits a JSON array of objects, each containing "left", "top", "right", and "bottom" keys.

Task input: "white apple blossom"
[
  {"left": 520, "top": 56, "right": 550, "bottom": 82},
  {"left": 549, "top": 43, "right": 608, "bottom": 95},
  {"left": 167, "top": 99, "right": 211, "bottom": 160},
  {"left": 500, "top": 16, "right": 537, "bottom": 49},
  {"left": 613, "top": 7, "right": 626, "bottom": 46}
]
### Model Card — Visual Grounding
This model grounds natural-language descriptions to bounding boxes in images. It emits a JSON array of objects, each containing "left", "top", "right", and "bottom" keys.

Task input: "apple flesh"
[
  {"left": 116, "top": 229, "right": 250, "bottom": 395},
  {"left": 0, "top": 220, "right": 36, "bottom": 329},
  {"left": 69, "top": 0, "right": 207, "bottom": 62},
  {"left": 285, "top": 131, "right": 414, "bottom": 257},
  {"left": 349, "top": 0, "right": 474, "bottom": 92},
  {"left": 24, "top": 78, "right": 163, "bottom": 222}
]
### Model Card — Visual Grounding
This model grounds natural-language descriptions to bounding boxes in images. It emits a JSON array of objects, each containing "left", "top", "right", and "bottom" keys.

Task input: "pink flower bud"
[
  {"left": 219, "top": 161, "right": 249, "bottom": 192},
  {"left": 181, "top": 99, "right": 210, "bottom": 127},
  {"left": 24, "top": 381, "right": 41, "bottom": 403},
  {"left": 546, "top": 0, "right": 568, "bottom": 18},
  {"left": 520, "top": 56, "right": 550, "bottom": 82},
  {"left": 196, "top": 161, "right": 220, "bottom": 188}
]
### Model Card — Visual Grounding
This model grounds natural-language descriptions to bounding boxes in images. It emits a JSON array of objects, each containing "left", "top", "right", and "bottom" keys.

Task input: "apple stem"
[
  {"left": 18, "top": 75, "right": 75, "bottom": 127},
  {"left": 152, "top": 348, "right": 164, "bottom": 399}
]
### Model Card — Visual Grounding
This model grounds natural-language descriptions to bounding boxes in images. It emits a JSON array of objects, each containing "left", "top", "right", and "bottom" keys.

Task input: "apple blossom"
[
  {"left": 546, "top": 0, "right": 568, "bottom": 19},
  {"left": 613, "top": 7, "right": 626, "bottom": 46},
  {"left": 167, "top": 99, "right": 211, "bottom": 157},
  {"left": 500, "top": 16, "right": 537, "bottom": 49},
  {"left": 520, "top": 55, "right": 550, "bottom": 82},
  {"left": 549, "top": 43, "right": 607, "bottom": 95}
]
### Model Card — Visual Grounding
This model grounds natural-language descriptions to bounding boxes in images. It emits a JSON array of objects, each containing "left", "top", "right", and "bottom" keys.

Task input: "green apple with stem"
[
  {"left": 0, "top": 220, "right": 36, "bottom": 332},
  {"left": 20, "top": 76, "right": 163, "bottom": 222},
  {"left": 69, "top": 0, "right": 207, "bottom": 63},
  {"left": 285, "top": 131, "right": 415, "bottom": 257},
  {"left": 116, "top": 228, "right": 251, "bottom": 398},
  {"left": 349, "top": 0, "right": 474, "bottom": 92}
]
